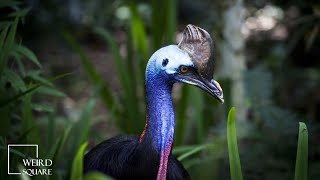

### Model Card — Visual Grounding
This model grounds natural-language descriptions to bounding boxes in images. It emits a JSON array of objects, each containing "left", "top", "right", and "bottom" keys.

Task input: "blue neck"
[{"left": 143, "top": 72, "right": 175, "bottom": 153}]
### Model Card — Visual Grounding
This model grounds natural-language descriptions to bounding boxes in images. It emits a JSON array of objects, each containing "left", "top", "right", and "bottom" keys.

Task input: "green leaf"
[
  {"left": 0, "top": 72, "right": 70, "bottom": 107},
  {"left": 70, "top": 142, "right": 88, "bottom": 180},
  {"left": 22, "top": 93, "right": 36, "bottom": 140},
  {"left": 31, "top": 103, "right": 55, "bottom": 113},
  {"left": 188, "top": 87, "right": 204, "bottom": 143},
  {"left": 36, "top": 86, "right": 65, "bottom": 97},
  {"left": 62, "top": 32, "right": 119, "bottom": 116},
  {"left": 13, "top": 44, "right": 41, "bottom": 68},
  {"left": 8, "top": 8, "right": 30, "bottom": 18},
  {"left": 295, "top": 122, "right": 308, "bottom": 180},
  {"left": 175, "top": 85, "right": 189, "bottom": 144},
  {"left": 0, "top": 105, "right": 10, "bottom": 136},
  {"left": 0, "top": 17, "right": 18, "bottom": 76},
  {"left": 129, "top": 4, "right": 148, "bottom": 58},
  {"left": 26, "top": 70, "right": 53, "bottom": 86},
  {"left": 16, "top": 126, "right": 35, "bottom": 142},
  {"left": 4, "top": 69, "right": 26, "bottom": 91},
  {"left": 84, "top": 172, "right": 114, "bottom": 180},
  {"left": 177, "top": 144, "right": 208, "bottom": 161},
  {"left": 0, "top": 25, "right": 9, "bottom": 49},
  {"left": 93, "top": 27, "right": 141, "bottom": 132},
  {"left": 173, "top": 144, "right": 204, "bottom": 154},
  {"left": 0, "top": 84, "right": 40, "bottom": 108},
  {"left": 227, "top": 107, "right": 243, "bottom": 180},
  {"left": 17, "top": 164, "right": 31, "bottom": 180},
  {"left": 12, "top": 52, "right": 26, "bottom": 76},
  {"left": 72, "top": 98, "right": 96, "bottom": 154},
  {"left": 93, "top": 27, "right": 131, "bottom": 91},
  {"left": 165, "top": 0, "right": 177, "bottom": 43},
  {"left": 48, "top": 126, "right": 71, "bottom": 169},
  {"left": 150, "top": 0, "right": 176, "bottom": 50}
]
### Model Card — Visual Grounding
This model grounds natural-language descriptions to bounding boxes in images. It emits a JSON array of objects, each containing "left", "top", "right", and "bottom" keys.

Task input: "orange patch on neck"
[{"left": 138, "top": 114, "right": 148, "bottom": 143}]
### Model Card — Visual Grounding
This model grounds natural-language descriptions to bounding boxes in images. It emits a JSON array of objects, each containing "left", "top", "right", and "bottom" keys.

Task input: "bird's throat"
[{"left": 141, "top": 73, "right": 175, "bottom": 179}]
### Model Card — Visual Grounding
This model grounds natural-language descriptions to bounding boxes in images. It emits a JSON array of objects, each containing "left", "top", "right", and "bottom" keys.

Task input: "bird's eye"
[{"left": 179, "top": 65, "right": 189, "bottom": 73}]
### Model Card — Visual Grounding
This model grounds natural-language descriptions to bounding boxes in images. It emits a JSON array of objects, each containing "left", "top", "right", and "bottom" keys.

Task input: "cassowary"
[{"left": 83, "top": 24, "right": 224, "bottom": 180}]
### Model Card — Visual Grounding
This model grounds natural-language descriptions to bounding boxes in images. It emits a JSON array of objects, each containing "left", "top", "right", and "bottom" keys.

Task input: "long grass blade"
[
  {"left": 0, "top": 17, "right": 18, "bottom": 76},
  {"left": 294, "top": 122, "right": 308, "bottom": 180},
  {"left": 165, "top": 0, "right": 176, "bottom": 43},
  {"left": 18, "top": 164, "right": 31, "bottom": 180},
  {"left": 177, "top": 144, "right": 207, "bottom": 161},
  {"left": 93, "top": 27, "right": 142, "bottom": 133},
  {"left": 62, "top": 32, "right": 119, "bottom": 116},
  {"left": 0, "top": 84, "right": 40, "bottom": 108},
  {"left": 70, "top": 142, "right": 88, "bottom": 180},
  {"left": 129, "top": 4, "right": 148, "bottom": 59},
  {"left": 72, "top": 98, "right": 96, "bottom": 153},
  {"left": 0, "top": 25, "right": 9, "bottom": 49},
  {"left": 93, "top": 27, "right": 130, "bottom": 91},
  {"left": 227, "top": 107, "right": 243, "bottom": 180},
  {"left": 175, "top": 85, "right": 189, "bottom": 145},
  {"left": 0, "top": 105, "right": 10, "bottom": 136},
  {"left": 0, "top": 71, "right": 71, "bottom": 107},
  {"left": 188, "top": 88, "right": 204, "bottom": 143},
  {"left": 48, "top": 126, "right": 72, "bottom": 169}
]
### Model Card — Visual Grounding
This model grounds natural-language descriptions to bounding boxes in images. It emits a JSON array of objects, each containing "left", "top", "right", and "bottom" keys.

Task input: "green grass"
[
  {"left": 295, "top": 122, "right": 308, "bottom": 180},
  {"left": 70, "top": 142, "right": 87, "bottom": 180},
  {"left": 227, "top": 107, "right": 243, "bottom": 180}
]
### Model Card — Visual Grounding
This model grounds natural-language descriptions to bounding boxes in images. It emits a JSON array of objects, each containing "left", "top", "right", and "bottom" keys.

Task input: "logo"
[{"left": 8, "top": 144, "right": 53, "bottom": 176}]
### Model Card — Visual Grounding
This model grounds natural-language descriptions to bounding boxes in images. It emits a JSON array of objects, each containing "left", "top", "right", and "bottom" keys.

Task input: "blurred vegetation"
[{"left": 0, "top": 0, "right": 319, "bottom": 179}]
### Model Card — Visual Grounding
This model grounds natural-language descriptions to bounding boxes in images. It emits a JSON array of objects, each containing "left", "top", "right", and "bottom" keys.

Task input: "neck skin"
[{"left": 140, "top": 72, "right": 175, "bottom": 180}]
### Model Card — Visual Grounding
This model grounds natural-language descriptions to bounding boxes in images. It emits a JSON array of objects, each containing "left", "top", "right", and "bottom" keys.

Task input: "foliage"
[
  {"left": 295, "top": 122, "right": 308, "bottom": 180},
  {"left": 0, "top": 0, "right": 317, "bottom": 180},
  {"left": 0, "top": 2, "right": 96, "bottom": 179},
  {"left": 70, "top": 142, "right": 87, "bottom": 180},
  {"left": 227, "top": 107, "right": 243, "bottom": 180}
]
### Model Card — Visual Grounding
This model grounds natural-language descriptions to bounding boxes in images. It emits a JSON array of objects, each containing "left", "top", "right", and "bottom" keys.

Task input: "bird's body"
[
  {"left": 83, "top": 25, "right": 224, "bottom": 180},
  {"left": 83, "top": 135, "right": 189, "bottom": 180}
]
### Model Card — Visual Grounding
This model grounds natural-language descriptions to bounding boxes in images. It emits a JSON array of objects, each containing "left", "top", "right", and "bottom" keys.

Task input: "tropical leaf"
[
  {"left": 62, "top": 32, "right": 119, "bottom": 117},
  {"left": 129, "top": 4, "right": 148, "bottom": 58},
  {"left": 227, "top": 107, "right": 243, "bottom": 180},
  {"left": 3, "top": 69, "right": 26, "bottom": 91},
  {"left": 36, "top": 86, "right": 65, "bottom": 97},
  {"left": 295, "top": 122, "right": 308, "bottom": 180},
  {"left": 93, "top": 27, "right": 142, "bottom": 133},
  {"left": 70, "top": 142, "right": 88, "bottom": 180},
  {"left": 177, "top": 144, "right": 208, "bottom": 161},
  {"left": 72, "top": 97, "right": 96, "bottom": 154},
  {"left": 0, "top": 17, "right": 18, "bottom": 76},
  {"left": 0, "top": 84, "right": 40, "bottom": 108},
  {"left": 13, "top": 44, "right": 42, "bottom": 68},
  {"left": 48, "top": 126, "right": 72, "bottom": 169}
]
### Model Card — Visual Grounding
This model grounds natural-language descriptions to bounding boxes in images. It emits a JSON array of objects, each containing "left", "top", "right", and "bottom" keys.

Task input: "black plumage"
[{"left": 83, "top": 135, "right": 190, "bottom": 180}]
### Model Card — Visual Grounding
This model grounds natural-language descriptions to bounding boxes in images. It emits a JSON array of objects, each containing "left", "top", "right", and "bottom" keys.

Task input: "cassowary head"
[{"left": 146, "top": 24, "right": 224, "bottom": 103}]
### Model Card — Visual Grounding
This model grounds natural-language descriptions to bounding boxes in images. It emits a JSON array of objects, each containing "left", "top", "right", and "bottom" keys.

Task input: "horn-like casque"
[{"left": 178, "top": 24, "right": 214, "bottom": 80}]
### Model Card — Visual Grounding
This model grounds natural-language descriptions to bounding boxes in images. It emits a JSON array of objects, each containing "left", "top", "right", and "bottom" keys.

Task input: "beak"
[{"left": 175, "top": 72, "right": 224, "bottom": 103}]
